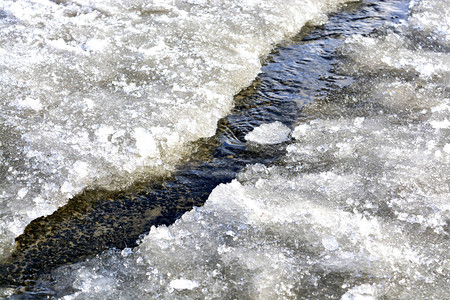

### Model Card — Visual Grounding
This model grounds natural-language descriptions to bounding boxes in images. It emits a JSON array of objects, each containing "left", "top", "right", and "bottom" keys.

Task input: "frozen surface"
[
  {"left": 39, "top": 0, "right": 449, "bottom": 299},
  {"left": 244, "top": 122, "right": 291, "bottom": 145},
  {"left": 0, "top": 0, "right": 350, "bottom": 259}
]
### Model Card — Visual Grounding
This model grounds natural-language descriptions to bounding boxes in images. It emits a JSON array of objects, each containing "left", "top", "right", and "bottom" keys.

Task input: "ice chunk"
[
  {"left": 60, "top": 182, "right": 73, "bottom": 194},
  {"left": 341, "top": 284, "right": 377, "bottom": 300},
  {"left": 96, "top": 126, "right": 115, "bottom": 144},
  {"left": 169, "top": 279, "right": 199, "bottom": 290},
  {"left": 245, "top": 122, "right": 291, "bottom": 144},
  {"left": 353, "top": 117, "right": 365, "bottom": 127},
  {"left": 16, "top": 97, "right": 43, "bottom": 111},
  {"left": 443, "top": 144, "right": 450, "bottom": 154},
  {"left": 17, "top": 188, "right": 28, "bottom": 199},
  {"left": 292, "top": 123, "right": 310, "bottom": 137},
  {"left": 322, "top": 235, "right": 339, "bottom": 251},
  {"left": 134, "top": 128, "right": 160, "bottom": 158},
  {"left": 84, "top": 38, "right": 109, "bottom": 52},
  {"left": 430, "top": 119, "right": 450, "bottom": 129},
  {"left": 72, "top": 161, "right": 89, "bottom": 179}
]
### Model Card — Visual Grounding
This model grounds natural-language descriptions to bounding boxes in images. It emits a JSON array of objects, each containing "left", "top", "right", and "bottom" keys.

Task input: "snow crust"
[{"left": 0, "top": 0, "right": 350, "bottom": 258}]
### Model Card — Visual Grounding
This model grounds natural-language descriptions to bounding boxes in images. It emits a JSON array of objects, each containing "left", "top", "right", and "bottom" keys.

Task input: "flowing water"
[{"left": 1, "top": 0, "right": 449, "bottom": 298}]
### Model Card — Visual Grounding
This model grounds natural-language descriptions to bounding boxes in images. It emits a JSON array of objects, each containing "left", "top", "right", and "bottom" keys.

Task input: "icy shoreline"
[
  {"left": 0, "top": 0, "right": 352, "bottom": 259},
  {"left": 10, "top": 0, "right": 449, "bottom": 298}
]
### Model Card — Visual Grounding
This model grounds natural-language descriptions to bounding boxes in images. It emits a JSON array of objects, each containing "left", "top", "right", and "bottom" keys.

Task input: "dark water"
[{"left": 0, "top": 0, "right": 411, "bottom": 296}]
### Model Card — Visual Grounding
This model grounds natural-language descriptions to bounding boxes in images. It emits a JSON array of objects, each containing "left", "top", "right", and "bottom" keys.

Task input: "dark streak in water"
[{"left": 0, "top": 0, "right": 412, "bottom": 296}]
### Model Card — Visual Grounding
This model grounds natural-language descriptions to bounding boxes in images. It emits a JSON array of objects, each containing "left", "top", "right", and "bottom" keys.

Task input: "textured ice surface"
[
  {"left": 41, "top": 0, "right": 450, "bottom": 299},
  {"left": 244, "top": 122, "right": 291, "bottom": 144},
  {"left": 0, "top": 0, "right": 350, "bottom": 258}
]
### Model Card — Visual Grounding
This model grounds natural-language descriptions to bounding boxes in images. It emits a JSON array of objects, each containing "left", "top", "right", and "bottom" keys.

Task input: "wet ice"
[
  {"left": 39, "top": 0, "right": 450, "bottom": 299},
  {"left": 0, "top": 0, "right": 350, "bottom": 259}
]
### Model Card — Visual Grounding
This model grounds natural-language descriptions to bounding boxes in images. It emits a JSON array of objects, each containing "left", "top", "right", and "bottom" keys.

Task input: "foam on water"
[
  {"left": 31, "top": 0, "right": 449, "bottom": 299},
  {"left": 0, "top": 0, "right": 351, "bottom": 259}
]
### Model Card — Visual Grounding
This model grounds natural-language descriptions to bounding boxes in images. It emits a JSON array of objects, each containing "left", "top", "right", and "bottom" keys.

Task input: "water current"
[{"left": 1, "top": 0, "right": 449, "bottom": 298}]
